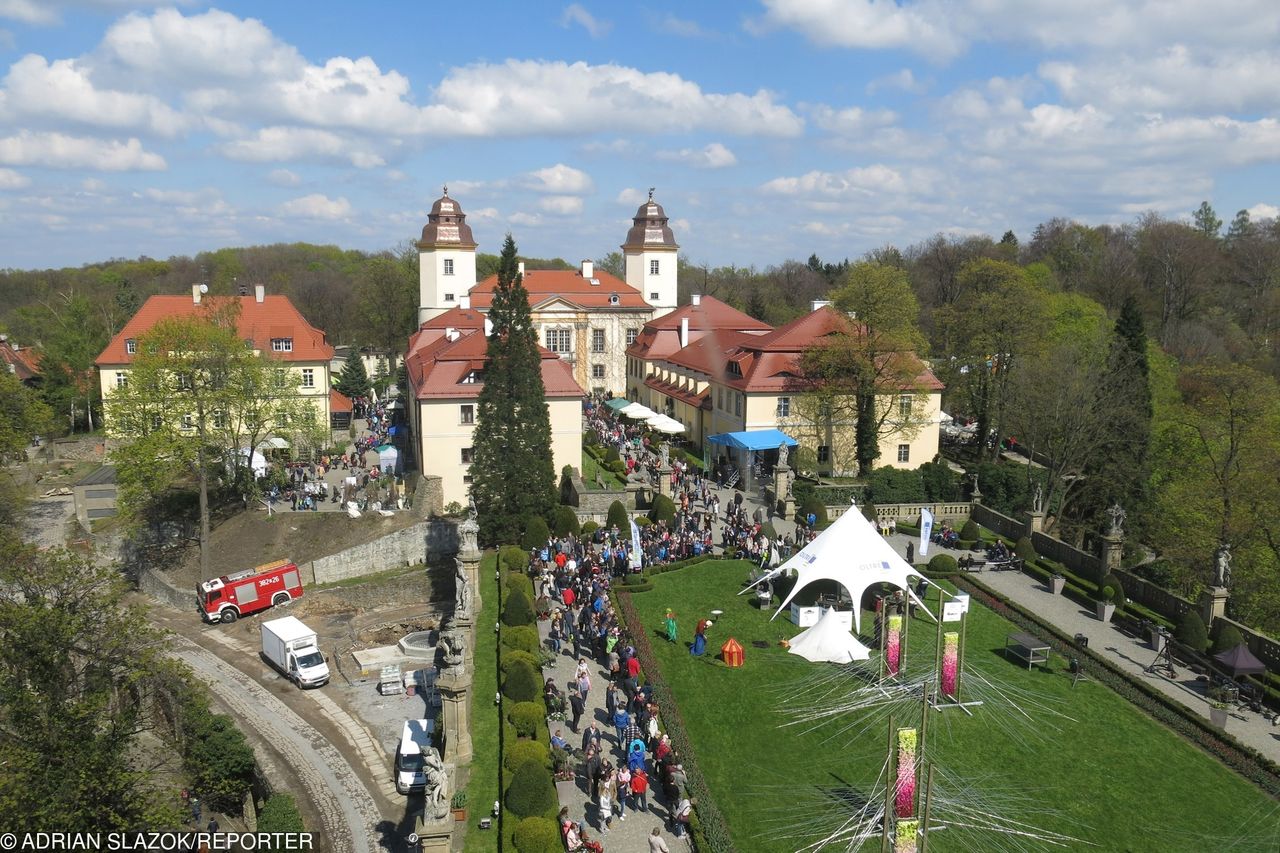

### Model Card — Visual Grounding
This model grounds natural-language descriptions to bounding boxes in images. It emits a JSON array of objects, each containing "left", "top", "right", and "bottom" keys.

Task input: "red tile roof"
[
  {"left": 0, "top": 338, "right": 40, "bottom": 382},
  {"left": 405, "top": 310, "right": 583, "bottom": 400},
  {"left": 468, "top": 269, "right": 651, "bottom": 310},
  {"left": 644, "top": 376, "right": 710, "bottom": 410},
  {"left": 330, "top": 389, "right": 352, "bottom": 413},
  {"left": 95, "top": 294, "right": 333, "bottom": 366},
  {"left": 626, "top": 296, "right": 771, "bottom": 361}
]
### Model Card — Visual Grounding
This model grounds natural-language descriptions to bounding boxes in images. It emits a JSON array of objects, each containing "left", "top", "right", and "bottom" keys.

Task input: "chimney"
[
  {"left": 691, "top": 294, "right": 701, "bottom": 306},
  {"left": 445, "top": 327, "right": 459, "bottom": 341},
  {"left": 517, "top": 261, "right": 525, "bottom": 278},
  {"left": 680, "top": 317, "right": 689, "bottom": 348},
  {"left": 255, "top": 284, "right": 265, "bottom": 303},
  {"left": 192, "top": 283, "right": 203, "bottom": 305},
  {"left": 459, "top": 295, "right": 471, "bottom": 310},
  {"left": 811, "top": 299, "right": 831, "bottom": 312},
  {"left": 581, "top": 259, "right": 594, "bottom": 279}
]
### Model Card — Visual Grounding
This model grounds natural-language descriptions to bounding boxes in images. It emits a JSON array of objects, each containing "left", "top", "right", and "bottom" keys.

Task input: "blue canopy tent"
[
  {"left": 706, "top": 429, "right": 798, "bottom": 490},
  {"left": 706, "top": 429, "right": 798, "bottom": 451}
]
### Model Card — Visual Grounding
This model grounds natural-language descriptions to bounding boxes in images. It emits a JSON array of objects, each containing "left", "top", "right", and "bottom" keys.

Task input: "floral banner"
[
  {"left": 886, "top": 614, "right": 903, "bottom": 675},
  {"left": 941, "top": 631, "right": 959, "bottom": 698},
  {"left": 895, "top": 818, "right": 918, "bottom": 853},
  {"left": 895, "top": 727, "right": 917, "bottom": 819}
]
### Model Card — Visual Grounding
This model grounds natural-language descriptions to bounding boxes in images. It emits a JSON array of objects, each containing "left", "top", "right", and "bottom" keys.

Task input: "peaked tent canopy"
[
  {"left": 1213, "top": 643, "right": 1267, "bottom": 678},
  {"left": 620, "top": 402, "right": 657, "bottom": 419},
  {"left": 604, "top": 397, "right": 631, "bottom": 413},
  {"left": 706, "top": 429, "right": 798, "bottom": 451},
  {"left": 742, "top": 505, "right": 936, "bottom": 631},
  {"left": 649, "top": 415, "right": 686, "bottom": 434},
  {"left": 787, "top": 607, "right": 872, "bottom": 663}
]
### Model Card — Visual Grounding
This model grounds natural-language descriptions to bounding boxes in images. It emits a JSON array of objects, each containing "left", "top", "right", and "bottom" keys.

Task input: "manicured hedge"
[
  {"left": 501, "top": 625, "right": 541, "bottom": 656},
  {"left": 512, "top": 816, "right": 562, "bottom": 853},
  {"left": 504, "top": 758, "right": 558, "bottom": 819}
]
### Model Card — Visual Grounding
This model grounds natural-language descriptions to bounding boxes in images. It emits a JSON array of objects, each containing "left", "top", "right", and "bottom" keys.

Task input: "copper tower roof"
[
  {"left": 417, "top": 186, "right": 478, "bottom": 249},
  {"left": 621, "top": 188, "right": 679, "bottom": 251}
]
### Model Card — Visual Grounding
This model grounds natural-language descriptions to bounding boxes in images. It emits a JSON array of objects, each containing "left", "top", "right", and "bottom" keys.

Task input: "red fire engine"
[{"left": 197, "top": 558, "right": 304, "bottom": 624}]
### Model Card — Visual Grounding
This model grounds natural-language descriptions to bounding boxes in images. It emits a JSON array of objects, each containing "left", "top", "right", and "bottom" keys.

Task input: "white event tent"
[
  {"left": 741, "top": 504, "right": 938, "bottom": 632},
  {"left": 787, "top": 607, "right": 873, "bottom": 663},
  {"left": 620, "top": 402, "right": 658, "bottom": 420}
]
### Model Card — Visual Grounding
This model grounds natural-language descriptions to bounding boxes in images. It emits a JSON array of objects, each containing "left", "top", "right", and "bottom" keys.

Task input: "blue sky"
[{"left": 0, "top": 1, "right": 1277, "bottom": 270}]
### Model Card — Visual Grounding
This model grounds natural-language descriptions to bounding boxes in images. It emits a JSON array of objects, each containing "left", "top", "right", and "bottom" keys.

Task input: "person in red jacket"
[{"left": 630, "top": 765, "right": 650, "bottom": 813}]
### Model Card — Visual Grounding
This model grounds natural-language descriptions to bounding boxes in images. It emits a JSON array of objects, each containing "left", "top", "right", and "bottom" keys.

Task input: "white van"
[{"left": 395, "top": 719, "right": 436, "bottom": 795}]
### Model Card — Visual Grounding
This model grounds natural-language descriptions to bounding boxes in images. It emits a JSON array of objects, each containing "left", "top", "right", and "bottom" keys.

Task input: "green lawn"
[
  {"left": 463, "top": 552, "right": 499, "bottom": 853},
  {"left": 628, "top": 560, "right": 1279, "bottom": 853},
  {"left": 580, "top": 450, "right": 627, "bottom": 491}
]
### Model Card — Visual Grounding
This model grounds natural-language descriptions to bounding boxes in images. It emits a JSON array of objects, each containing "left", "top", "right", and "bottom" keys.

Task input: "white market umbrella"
[
  {"left": 620, "top": 402, "right": 657, "bottom": 419},
  {"left": 788, "top": 607, "right": 871, "bottom": 663},
  {"left": 650, "top": 415, "right": 686, "bottom": 434}
]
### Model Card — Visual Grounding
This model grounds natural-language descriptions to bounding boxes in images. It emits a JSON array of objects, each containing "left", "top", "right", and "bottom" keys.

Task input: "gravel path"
[{"left": 173, "top": 636, "right": 387, "bottom": 853}]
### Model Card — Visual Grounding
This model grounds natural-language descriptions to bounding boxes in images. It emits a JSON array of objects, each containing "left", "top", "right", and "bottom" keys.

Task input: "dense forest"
[{"left": 3, "top": 203, "right": 1279, "bottom": 631}]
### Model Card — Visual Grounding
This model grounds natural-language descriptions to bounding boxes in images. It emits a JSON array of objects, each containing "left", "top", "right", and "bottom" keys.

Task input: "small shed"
[
  {"left": 721, "top": 637, "right": 745, "bottom": 668},
  {"left": 330, "top": 389, "right": 353, "bottom": 430}
]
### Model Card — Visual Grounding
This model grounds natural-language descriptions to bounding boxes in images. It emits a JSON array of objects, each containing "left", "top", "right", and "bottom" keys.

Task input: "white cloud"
[
  {"left": 808, "top": 104, "right": 899, "bottom": 134},
  {"left": 80, "top": 177, "right": 105, "bottom": 191},
  {"left": 655, "top": 142, "right": 738, "bottom": 169},
  {"left": 866, "top": 68, "right": 927, "bottom": 95},
  {"left": 0, "top": 131, "right": 165, "bottom": 170},
  {"left": 0, "top": 54, "right": 188, "bottom": 136},
  {"left": 1247, "top": 203, "right": 1279, "bottom": 221},
  {"left": 220, "top": 127, "right": 385, "bottom": 168},
  {"left": 524, "top": 163, "right": 593, "bottom": 193},
  {"left": 538, "top": 195, "right": 584, "bottom": 215},
  {"left": 278, "top": 193, "right": 350, "bottom": 220},
  {"left": 266, "top": 168, "right": 300, "bottom": 187},
  {"left": 0, "top": 166, "right": 28, "bottom": 189},
  {"left": 616, "top": 187, "right": 647, "bottom": 205},
  {"left": 509, "top": 211, "right": 543, "bottom": 227},
  {"left": 560, "top": 4, "right": 611, "bottom": 39},
  {"left": 761, "top": 165, "right": 907, "bottom": 197},
  {"left": 751, "top": 0, "right": 963, "bottom": 60},
  {"left": 0, "top": 0, "right": 58, "bottom": 25},
  {"left": 657, "top": 15, "right": 712, "bottom": 38}
]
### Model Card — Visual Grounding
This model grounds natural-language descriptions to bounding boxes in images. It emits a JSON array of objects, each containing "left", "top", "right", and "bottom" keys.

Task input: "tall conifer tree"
[
  {"left": 470, "top": 234, "right": 555, "bottom": 545},
  {"left": 335, "top": 347, "right": 371, "bottom": 399}
]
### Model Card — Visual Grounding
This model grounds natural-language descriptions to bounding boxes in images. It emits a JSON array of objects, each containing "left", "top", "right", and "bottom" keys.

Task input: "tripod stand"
[{"left": 1145, "top": 635, "right": 1177, "bottom": 678}]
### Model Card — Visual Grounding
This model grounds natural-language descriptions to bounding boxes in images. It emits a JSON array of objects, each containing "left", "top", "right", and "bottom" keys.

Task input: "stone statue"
[
  {"left": 777, "top": 442, "right": 791, "bottom": 469},
  {"left": 454, "top": 556, "right": 471, "bottom": 616},
  {"left": 1032, "top": 483, "right": 1044, "bottom": 515},
  {"left": 1106, "top": 503, "right": 1126, "bottom": 538},
  {"left": 459, "top": 513, "right": 479, "bottom": 558},
  {"left": 438, "top": 625, "right": 466, "bottom": 671},
  {"left": 422, "top": 747, "right": 450, "bottom": 820},
  {"left": 969, "top": 470, "right": 981, "bottom": 497},
  {"left": 1214, "top": 543, "right": 1233, "bottom": 588},
  {"left": 660, "top": 442, "right": 670, "bottom": 466}
]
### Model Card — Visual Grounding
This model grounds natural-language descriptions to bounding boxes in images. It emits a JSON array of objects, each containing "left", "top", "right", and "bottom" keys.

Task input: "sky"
[{"left": 0, "top": 1, "right": 1278, "bottom": 272}]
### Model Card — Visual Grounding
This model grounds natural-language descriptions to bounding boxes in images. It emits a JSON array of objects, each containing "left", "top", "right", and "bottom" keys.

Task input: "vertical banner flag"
[
  {"left": 630, "top": 518, "right": 643, "bottom": 569},
  {"left": 919, "top": 508, "right": 934, "bottom": 557}
]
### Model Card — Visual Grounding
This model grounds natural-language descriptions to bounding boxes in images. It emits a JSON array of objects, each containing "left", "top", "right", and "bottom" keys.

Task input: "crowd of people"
[{"left": 532, "top": 549, "right": 696, "bottom": 848}]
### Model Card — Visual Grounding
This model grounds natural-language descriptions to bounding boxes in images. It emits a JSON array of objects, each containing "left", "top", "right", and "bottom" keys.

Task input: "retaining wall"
[{"left": 305, "top": 518, "right": 458, "bottom": 584}]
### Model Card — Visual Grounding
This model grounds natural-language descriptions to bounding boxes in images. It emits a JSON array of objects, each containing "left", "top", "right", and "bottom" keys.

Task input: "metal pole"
[
  {"left": 918, "top": 680, "right": 930, "bottom": 798},
  {"left": 957, "top": 609, "right": 968, "bottom": 704},
  {"left": 919, "top": 764, "right": 937, "bottom": 853},
  {"left": 882, "top": 714, "right": 895, "bottom": 853}
]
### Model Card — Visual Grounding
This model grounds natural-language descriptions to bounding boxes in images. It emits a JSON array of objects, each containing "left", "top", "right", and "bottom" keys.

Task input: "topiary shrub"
[
  {"left": 1214, "top": 624, "right": 1246, "bottom": 654},
  {"left": 503, "top": 584, "right": 536, "bottom": 627},
  {"left": 1176, "top": 610, "right": 1209, "bottom": 653},
  {"left": 650, "top": 493, "right": 676, "bottom": 524},
  {"left": 502, "top": 625, "right": 541, "bottom": 656},
  {"left": 927, "top": 554, "right": 957, "bottom": 573},
  {"left": 505, "top": 571, "right": 535, "bottom": 603},
  {"left": 506, "top": 703, "right": 547, "bottom": 741},
  {"left": 582, "top": 520, "right": 599, "bottom": 537},
  {"left": 603, "top": 447, "right": 621, "bottom": 465},
  {"left": 761, "top": 522, "right": 778, "bottom": 540},
  {"left": 512, "top": 816, "right": 562, "bottom": 853},
  {"left": 799, "top": 495, "right": 827, "bottom": 527},
  {"left": 606, "top": 500, "right": 629, "bottom": 530},
  {"left": 505, "top": 758, "right": 558, "bottom": 819},
  {"left": 500, "top": 650, "right": 540, "bottom": 675},
  {"left": 960, "top": 519, "right": 980, "bottom": 541},
  {"left": 1014, "top": 536, "right": 1038, "bottom": 561},
  {"left": 1095, "top": 573, "right": 1125, "bottom": 605},
  {"left": 522, "top": 516, "right": 550, "bottom": 551},
  {"left": 502, "top": 659, "right": 540, "bottom": 703},
  {"left": 500, "top": 545, "right": 528, "bottom": 572},
  {"left": 257, "top": 793, "right": 305, "bottom": 833},
  {"left": 552, "top": 505, "right": 580, "bottom": 537},
  {"left": 635, "top": 516, "right": 652, "bottom": 527}
]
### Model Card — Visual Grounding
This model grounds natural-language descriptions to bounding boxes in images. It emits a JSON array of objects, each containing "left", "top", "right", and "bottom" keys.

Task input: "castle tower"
[
  {"left": 622, "top": 189, "right": 679, "bottom": 318},
  {"left": 418, "top": 187, "right": 478, "bottom": 324}
]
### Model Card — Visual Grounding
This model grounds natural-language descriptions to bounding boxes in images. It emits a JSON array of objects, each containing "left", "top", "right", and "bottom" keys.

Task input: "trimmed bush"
[
  {"left": 504, "top": 758, "right": 558, "bottom": 819},
  {"left": 635, "top": 516, "right": 652, "bottom": 527},
  {"left": 1214, "top": 624, "right": 1246, "bottom": 654},
  {"left": 522, "top": 516, "right": 550, "bottom": 551},
  {"left": 512, "top": 816, "right": 562, "bottom": 853},
  {"left": 502, "top": 658, "right": 540, "bottom": 703},
  {"left": 960, "top": 519, "right": 980, "bottom": 541},
  {"left": 604, "top": 447, "right": 621, "bottom": 464},
  {"left": 1095, "top": 573, "right": 1126, "bottom": 605},
  {"left": 257, "top": 793, "right": 305, "bottom": 833},
  {"left": 505, "top": 571, "right": 535, "bottom": 603},
  {"left": 500, "top": 545, "right": 528, "bottom": 572},
  {"left": 1014, "top": 536, "right": 1038, "bottom": 561},
  {"left": 650, "top": 493, "right": 676, "bottom": 524},
  {"left": 799, "top": 495, "right": 827, "bottom": 527},
  {"left": 500, "top": 650, "right": 540, "bottom": 675},
  {"left": 506, "top": 703, "right": 547, "bottom": 742},
  {"left": 927, "top": 554, "right": 958, "bottom": 573},
  {"left": 761, "top": 522, "right": 778, "bottom": 540},
  {"left": 502, "top": 625, "right": 541, "bottom": 656},
  {"left": 505, "top": 743, "right": 547, "bottom": 778},
  {"left": 1175, "top": 611, "right": 1209, "bottom": 653},
  {"left": 606, "top": 500, "right": 629, "bottom": 530},
  {"left": 552, "top": 505, "right": 580, "bottom": 537},
  {"left": 503, "top": 584, "right": 536, "bottom": 627},
  {"left": 582, "top": 520, "right": 599, "bottom": 537}
]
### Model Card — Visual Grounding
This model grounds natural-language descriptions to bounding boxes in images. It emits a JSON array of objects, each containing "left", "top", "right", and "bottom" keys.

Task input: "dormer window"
[
  {"left": 609, "top": 293, "right": 620, "bottom": 306},
  {"left": 727, "top": 361, "right": 742, "bottom": 377},
  {"left": 461, "top": 369, "right": 484, "bottom": 384},
  {"left": 125, "top": 338, "right": 136, "bottom": 355},
  {"left": 271, "top": 338, "right": 293, "bottom": 352}
]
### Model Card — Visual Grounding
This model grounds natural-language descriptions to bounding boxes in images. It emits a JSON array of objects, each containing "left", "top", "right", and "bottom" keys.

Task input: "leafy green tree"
[
  {"left": 1193, "top": 201, "right": 1222, "bottom": 240},
  {"left": 357, "top": 253, "right": 416, "bottom": 375},
  {"left": 257, "top": 794, "right": 305, "bottom": 832},
  {"left": 0, "top": 370, "right": 53, "bottom": 534},
  {"left": 798, "top": 263, "right": 931, "bottom": 476},
  {"left": 0, "top": 544, "right": 177, "bottom": 830},
  {"left": 335, "top": 347, "right": 371, "bottom": 399},
  {"left": 180, "top": 701, "right": 256, "bottom": 811},
  {"left": 18, "top": 292, "right": 108, "bottom": 433},
  {"left": 470, "top": 235, "right": 555, "bottom": 546}
]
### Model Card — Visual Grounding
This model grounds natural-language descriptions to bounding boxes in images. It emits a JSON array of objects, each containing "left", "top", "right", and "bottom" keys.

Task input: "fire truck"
[{"left": 197, "top": 558, "right": 304, "bottom": 624}]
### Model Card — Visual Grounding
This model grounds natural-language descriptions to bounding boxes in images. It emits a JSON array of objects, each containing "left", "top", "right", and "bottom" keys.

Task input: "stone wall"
[
  {"left": 306, "top": 518, "right": 458, "bottom": 584},
  {"left": 970, "top": 502, "right": 1104, "bottom": 579},
  {"left": 414, "top": 474, "right": 444, "bottom": 519},
  {"left": 1114, "top": 569, "right": 1196, "bottom": 621},
  {"left": 827, "top": 501, "right": 971, "bottom": 524}
]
